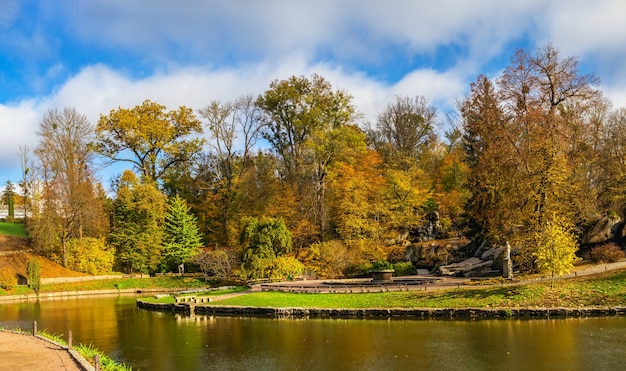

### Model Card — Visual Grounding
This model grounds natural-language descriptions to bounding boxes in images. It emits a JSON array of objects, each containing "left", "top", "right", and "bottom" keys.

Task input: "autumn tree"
[
  {"left": 597, "top": 107, "right": 626, "bottom": 210},
  {"left": 94, "top": 99, "right": 204, "bottom": 183},
  {"left": 533, "top": 215, "right": 580, "bottom": 288},
  {"left": 109, "top": 170, "right": 167, "bottom": 273},
  {"left": 162, "top": 194, "right": 203, "bottom": 271},
  {"left": 256, "top": 74, "right": 363, "bottom": 241},
  {"left": 462, "top": 44, "right": 602, "bottom": 267},
  {"left": 31, "top": 107, "right": 107, "bottom": 266},
  {"left": 195, "top": 95, "right": 262, "bottom": 247},
  {"left": 329, "top": 149, "right": 386, "bottom": 241}
]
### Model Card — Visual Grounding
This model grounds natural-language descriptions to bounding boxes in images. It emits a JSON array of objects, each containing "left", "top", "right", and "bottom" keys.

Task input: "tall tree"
[
  {"left": 256, "top": 74, "right": 362, "bottom": 241},
  {"left": 462, "top": 45, "right": 602, "bottom": 266},
  {"left": 94, "top": 99, "right": 204, "bottom": 183},
  {"left": 195, "top": 95, "right": 262, "bottom": 246},
  {"left": 368, "top": 95, "right": 436, "bottom": 169},
  {"left": 162, "top": 194, "right": 203, "bottom": 270},
  {"left": 31, "top": 107, "right": 106, "bottom": 266},
  {"left": 109, "top": 170, "right": 167, "bottom": 273},
  {"left": 2, "top": 181, "right": 15, "bottom": 220}
]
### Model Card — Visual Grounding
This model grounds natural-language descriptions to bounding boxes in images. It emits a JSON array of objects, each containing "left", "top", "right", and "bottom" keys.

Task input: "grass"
[
  {"left": 0, "top": 222, "right": 27, "bottom": 237},
  {"left": 37, "top": 330, "right": 133, "bottom": 371},
  {"left": 213, "top": 269, "right": 626, "bottom": 309},
  {"left": 141, "top": 286, "right": 249, "bottom": 304},
  {"left": 0, "top": 276, "right": 210, "bottom": 296}
]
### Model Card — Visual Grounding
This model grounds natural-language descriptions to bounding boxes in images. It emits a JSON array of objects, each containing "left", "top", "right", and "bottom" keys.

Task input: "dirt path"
[{"left": 0, "top": 331, "right": 83, "bottom": 371}]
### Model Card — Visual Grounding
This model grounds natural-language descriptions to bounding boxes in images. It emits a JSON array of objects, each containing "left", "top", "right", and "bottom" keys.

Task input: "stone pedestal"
[{"left": 503, "top": 258, "right": 513, "bottom": 279}]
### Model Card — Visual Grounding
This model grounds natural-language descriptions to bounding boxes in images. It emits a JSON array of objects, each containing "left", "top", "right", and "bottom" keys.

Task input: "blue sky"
[{"left": 2, "top": 0, "right": 626, "bottom": 192}]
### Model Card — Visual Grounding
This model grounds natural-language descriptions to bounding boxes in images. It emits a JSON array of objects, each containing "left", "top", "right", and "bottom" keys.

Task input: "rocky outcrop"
[
  {"left": 437, "top": 257, "right": 495, "bottom": 277},
  {"left": 404, "top": 238, "right": 468, "bottom": 267},
  {"left": 584, "top": 214, "right": 624, "bottom": 245},
  {"left": 437, "top": 244, "right": 504, "bottom": 277}
]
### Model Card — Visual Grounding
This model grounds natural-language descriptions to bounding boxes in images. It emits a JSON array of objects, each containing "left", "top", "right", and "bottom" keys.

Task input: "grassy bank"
[
  {"left": 0, "top": 276, "right": 211, "bottom": 296},
  {"left": 37, "top": 330, "right": 133, "bottom": 371},
  {"left": 213, "top": 269, "right": 626, "bottom": 309},
  {"left": 0, "top": 222, "right": 26, "bottom": 238}
]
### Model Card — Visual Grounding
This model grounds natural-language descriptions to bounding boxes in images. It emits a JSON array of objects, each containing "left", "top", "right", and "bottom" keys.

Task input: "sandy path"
[{"left": 0, "top": 331, "right": 82, "bottom": 371}]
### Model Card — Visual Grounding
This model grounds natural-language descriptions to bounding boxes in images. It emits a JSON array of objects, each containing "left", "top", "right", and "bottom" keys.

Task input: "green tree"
[
  {"left": 162, "top": 194, "right": 203, "bottom": 270},
  {"left": 109, "top": 170, "right": 167, "bottom": 274},
  {"left": 533, "top": 215, "right": 580, "bottom": 288},
  {"left": 94, "top": 99, "right": 204, "bottom": 183},
  {"left": 2, "top": 180, "right": 15, "bottom": 221},
  {"left": 240, "top": 217, "right": 294, "bottom": 278},
  {"left": 26, "top": 258, "right": 41, "bottom": 294}
]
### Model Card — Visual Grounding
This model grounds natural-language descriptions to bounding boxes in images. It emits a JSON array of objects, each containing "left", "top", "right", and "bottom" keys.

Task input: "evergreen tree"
[
  {"left": 163, "top": 195, "right": 203, "bottom": 270},
  {"left": 2, "top": 180, "right": 15, "bottom": 221}
]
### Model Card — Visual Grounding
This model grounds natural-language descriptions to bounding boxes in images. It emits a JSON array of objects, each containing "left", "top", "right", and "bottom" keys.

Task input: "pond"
[{"left": 1, "top": 295, "right": 625, "bottom": 370}]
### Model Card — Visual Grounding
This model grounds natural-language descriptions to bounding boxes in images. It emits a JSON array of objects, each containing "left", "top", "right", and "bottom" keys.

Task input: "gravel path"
[{"left": 0, "top": 331, "right": 83, "bottom": 371}]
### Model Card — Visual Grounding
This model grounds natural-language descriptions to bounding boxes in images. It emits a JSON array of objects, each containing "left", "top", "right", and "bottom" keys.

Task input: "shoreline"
[{"left": 136, "top": 299, "right": 626, "bottom": 320}]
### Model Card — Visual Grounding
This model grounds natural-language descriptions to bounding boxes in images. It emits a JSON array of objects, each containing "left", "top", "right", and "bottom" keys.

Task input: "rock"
[
  {"left": 584, "top": 215, "right": 623, "bottom": 245},
  {"left": 437, "top": 257, "right": 494, "bottom": 276},
  {"left": 481, "top": 246, "right": 504, "bottom": 261}
]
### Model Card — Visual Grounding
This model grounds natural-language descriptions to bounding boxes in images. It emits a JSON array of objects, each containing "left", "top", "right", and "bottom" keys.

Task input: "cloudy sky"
[{"left": 2, "top": 0, "right": 626, "bottom": 190}]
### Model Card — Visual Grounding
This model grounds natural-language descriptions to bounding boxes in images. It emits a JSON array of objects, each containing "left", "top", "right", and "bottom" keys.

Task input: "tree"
[
  {"left": 162, "top": 194, "right": 203, "bottom": 270},
  {"left": 26, "top": 258, "right": 41, "bottom": 294},
  {"left": 195, "top": 95, "right": 262, "bottom": 246},
  {"left": 109, "top": 170, "right": 167, "bottom": 273},
  {"left": 2, "top": 180, "right": 15, "bottom": 221},
  {"left": 533, "top": 215, "right": 580, "bottom": 288},
  {"left": 194, "top": 249, "right": 232, "bottom": 282},
  {"left": 239, "top": 217, "right": 295, "bottom": 278},
  {"left": 461, "top": 45, "right": 602, "bottom": 266},
  {"left": 256, "top": 74, "right": 363, "bottom": 241},
  {"left": 31, "top": 107, "right": 107, "bottom": 266},
  {"left": 94, "top": 99, "right": 204, "bottom": 183},
  {"left": 368, "top": 95, "right": 436, "bottom": 169},
  {"left": 18, "top": 145, "right": 35, "bottom": 224},
  {"left": 329, "top": 149, "right": 386, "bottom": 241}
]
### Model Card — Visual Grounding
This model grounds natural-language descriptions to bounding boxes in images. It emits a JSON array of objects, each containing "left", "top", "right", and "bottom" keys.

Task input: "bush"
[
  {"left": 391, "top": 262, "right": 417, "bottom": 276},
  {"left": 590, "top": 243, "right": 626, "bottom": 263},
  {"left": 66, "top": 237, "right": 115, "bottom": 275},
  {"left": 0, "top": 269, "right": 16, "bottom": 291},
  {"left": 26, "top": 258, "right": 41, "bottom": 294}
]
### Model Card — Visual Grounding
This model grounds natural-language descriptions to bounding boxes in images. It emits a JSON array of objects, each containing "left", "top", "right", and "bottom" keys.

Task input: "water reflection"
[{"left": 1, "top": 296, "right": 625, "bottom": 370}]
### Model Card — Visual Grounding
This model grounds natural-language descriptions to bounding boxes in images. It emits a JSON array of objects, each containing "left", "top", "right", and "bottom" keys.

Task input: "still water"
[{"left": 1, "top": 295, "right": 625, "bottom": 370}]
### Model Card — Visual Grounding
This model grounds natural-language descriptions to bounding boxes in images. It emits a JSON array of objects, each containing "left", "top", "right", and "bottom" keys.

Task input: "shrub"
[
  {"left": 66, "top": 237, "right": 115, "bottom": 275},
  {"left": 391, "top": 262, "right": 417, "bottom": 276},
  {"left": 26, "top": 258, "right": 41, "bottom": 294},
  {"left": 0, "top": 269, "right": 16, "bottom": 291},
  {"left": 590, "top": 243, "right": 626, "bottom": 263},
  {"left": 304, "top": 241, "right": 350, "bottom": 278},
  {"left": 370, "top": 260, "right": 392, "bottom": 270}
]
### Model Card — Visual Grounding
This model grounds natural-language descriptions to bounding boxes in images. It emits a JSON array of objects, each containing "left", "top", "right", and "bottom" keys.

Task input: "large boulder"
[
  {"left": 437, "top": 257, "right": 495, "bottom": 277},
  {"left": 584, "top": 214, "right": 623, "bottom": 245}
]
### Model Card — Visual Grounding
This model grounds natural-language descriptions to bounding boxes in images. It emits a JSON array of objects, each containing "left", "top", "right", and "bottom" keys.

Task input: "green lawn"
[
  {"left": 0, "top": 222, "right": 27, "bottom": 237},
  {"left": 0, "top": 276, "right": 211, "bottom": 296},
  {"left": 212, "top": 269, "right": 626, "bottom": 309}
]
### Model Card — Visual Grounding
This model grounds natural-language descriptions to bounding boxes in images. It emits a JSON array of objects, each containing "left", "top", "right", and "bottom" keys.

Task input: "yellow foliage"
[{"left": 533, "top": 215, "right": 580, "bottom": 288}]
